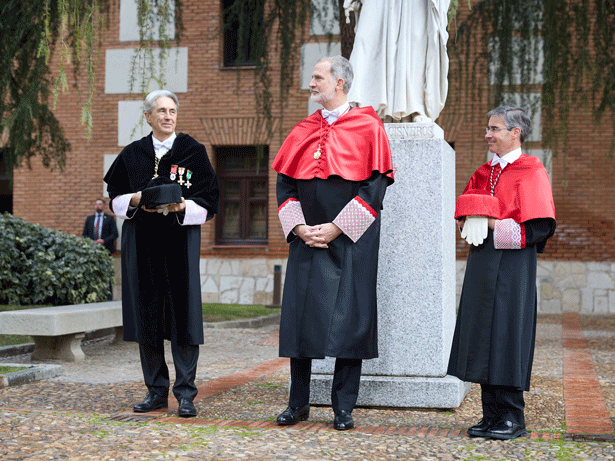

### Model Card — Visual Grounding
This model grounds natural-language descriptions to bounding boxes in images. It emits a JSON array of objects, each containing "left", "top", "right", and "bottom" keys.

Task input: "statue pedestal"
[{"left": 310, "top": 123, "right": 470, "bottom": 408}]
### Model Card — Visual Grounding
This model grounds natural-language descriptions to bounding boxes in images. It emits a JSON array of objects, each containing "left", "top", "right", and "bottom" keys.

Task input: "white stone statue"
[{"left": 344, "top": 0, "right": 450, "bottom": 123}]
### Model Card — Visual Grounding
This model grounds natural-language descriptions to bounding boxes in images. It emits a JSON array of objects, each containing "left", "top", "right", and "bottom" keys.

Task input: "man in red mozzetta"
[
  {"left": 271, "top": 55, "right": 394, "bottom": 431},
  {"left": 448, "top": 105, "right": 556, "bottom": 440}
]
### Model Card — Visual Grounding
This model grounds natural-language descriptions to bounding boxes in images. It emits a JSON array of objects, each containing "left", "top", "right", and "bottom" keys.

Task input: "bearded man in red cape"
[
  {"left": 271, "top": 56, "right": 394, "bottom": 431},
  {"left": 448, "top": 105, "right": 556, "bottom": 440}
]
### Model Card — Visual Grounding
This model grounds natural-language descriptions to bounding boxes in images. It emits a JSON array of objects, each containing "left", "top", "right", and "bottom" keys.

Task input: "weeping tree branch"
[
  {"left": 447, "top": 0, "right": 615, "bottom": 158},
  {"left": 0, "top": 0, "right": 111, "bottom": 177}
]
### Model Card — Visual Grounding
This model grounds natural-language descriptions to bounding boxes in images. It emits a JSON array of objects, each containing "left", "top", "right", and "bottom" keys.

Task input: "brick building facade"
[{"left": 10, "top": 0, "right": 615, "bottom": 312}]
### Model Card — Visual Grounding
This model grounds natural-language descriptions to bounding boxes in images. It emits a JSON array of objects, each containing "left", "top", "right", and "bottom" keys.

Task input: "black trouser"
[
  {"left": 139, "top": 342, "right": 199, "bottom": 401},
  {"left": 481, "top": 383, "right": 525, "bottom": 425},
  {"left": 289, "top": 357, "right": 362, "bottom": 413}
]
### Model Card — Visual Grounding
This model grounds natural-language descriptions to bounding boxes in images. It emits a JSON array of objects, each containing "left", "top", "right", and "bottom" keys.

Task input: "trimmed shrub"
[{"left": 0, "top": 213, "right": 114, "bottom": 305}]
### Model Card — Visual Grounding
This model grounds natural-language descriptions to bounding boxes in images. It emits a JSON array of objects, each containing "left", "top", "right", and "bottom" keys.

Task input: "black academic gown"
[
  {"left": 104, "top": 133, "right": 219, "bottom": 346},
  {"left": 277, "top": 171, "right": 389, "bottom": 360},
  {"left": 447, "top": 219, "right": 555, "bottom": 391}
]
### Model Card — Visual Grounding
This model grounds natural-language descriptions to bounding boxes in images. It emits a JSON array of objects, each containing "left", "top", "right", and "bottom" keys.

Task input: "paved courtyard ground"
[{"left": 0, "top": 313, "right": 614, "bottom": 460}]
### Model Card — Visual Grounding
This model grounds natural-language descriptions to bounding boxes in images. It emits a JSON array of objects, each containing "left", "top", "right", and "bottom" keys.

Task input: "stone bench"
[{"left": 0, "top": 301, "right": 123, "bottom": 362}]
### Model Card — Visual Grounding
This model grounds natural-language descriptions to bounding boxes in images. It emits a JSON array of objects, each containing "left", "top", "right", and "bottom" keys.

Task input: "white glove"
[
  {"left": 460, "top": 216, "right": 488, "bottom": 246},
  {"left": 156, "top": 205, "right": 170, "bottom": 216}
]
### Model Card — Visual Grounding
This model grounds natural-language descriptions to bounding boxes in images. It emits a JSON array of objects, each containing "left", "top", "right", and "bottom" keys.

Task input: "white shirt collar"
[
  {"left": 321, "top": 102, "right": 350, "bottom": 124},
  {"left": 491, "top": 147, "right": 522, "bottom": 169},
  {"left": 152, "top": 133, "right": 176, "bottom": 158}
]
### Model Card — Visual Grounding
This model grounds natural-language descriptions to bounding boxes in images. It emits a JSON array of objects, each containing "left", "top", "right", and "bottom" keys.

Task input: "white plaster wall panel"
[
  {"left": 120, "top": 0, "right": 175, "bottom": 42},
  {"left": 489, "top": 37, "right": 544, "bottom": 85},
  {"left": 310, "top": 0, "right": 340, "bottom": 36},
  {"left": 105, "top": 47, "right": 188, "bottom": 94},
  {"left": 117, "top": 101, "right": 151, "bottom": 146},
  {"left": 300, "top": 42, "right": 342, "bottom": 89}
]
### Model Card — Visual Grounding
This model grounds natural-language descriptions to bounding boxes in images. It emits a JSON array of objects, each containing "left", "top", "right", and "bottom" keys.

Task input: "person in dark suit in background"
[
  {"left": 83, "top": 198, "right": 119, "bottom": 255},
  {"left": 83, "top": 198, "right": 119, "bottom": 301}
]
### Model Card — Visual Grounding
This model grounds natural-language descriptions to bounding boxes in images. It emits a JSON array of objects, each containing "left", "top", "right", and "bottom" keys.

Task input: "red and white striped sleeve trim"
[
  {"left": 333, "top": 196, "right": 377, "bottom": 243},
  {"left": 494, "top": 218, "right": 526, "bottom": 249},
  {"left": 278, "top": 198, "right": 306, "bottom": 238}
]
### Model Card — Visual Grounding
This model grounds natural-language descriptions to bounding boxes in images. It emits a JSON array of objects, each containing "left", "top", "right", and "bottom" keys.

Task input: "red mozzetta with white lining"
[
  {"left": 278, "top": 198, "right": 306, "bottom": 238},
  {"left": 332, "top": 196, "right": 377, "bottom": 243},
  {"left": 494, "top": 218, "right": 526, "bottom": 249},
  {"left": 271, "top": 106, "right": 394, "bottom": 182},
  {"left": 455, "top": 154, "right": 554, "bottom": 223}
]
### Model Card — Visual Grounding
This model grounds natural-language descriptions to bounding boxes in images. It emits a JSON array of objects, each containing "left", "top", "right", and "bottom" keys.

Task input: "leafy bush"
[{"left": 0, "top": 213, "right": 114, "bottom": 305}]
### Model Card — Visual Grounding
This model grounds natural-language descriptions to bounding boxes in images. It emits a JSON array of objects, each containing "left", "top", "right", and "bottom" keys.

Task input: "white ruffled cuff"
[
  {"left": 111, "top": 194, "right": 134, "bottom": 219},
  {"left": 178, "top": 199, "right": 207, "bottom": 226}
]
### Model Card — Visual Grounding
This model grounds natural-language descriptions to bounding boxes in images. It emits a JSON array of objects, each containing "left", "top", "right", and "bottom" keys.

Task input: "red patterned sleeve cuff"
[
  {"left": 333, "top": 196, "right": 377, "bottom": 243},
  {"left": 494, "top": 218, "right": 526, "bottom": 249},
  {"left": 278, "top": 198, "right": 306, "bottom": 238}
]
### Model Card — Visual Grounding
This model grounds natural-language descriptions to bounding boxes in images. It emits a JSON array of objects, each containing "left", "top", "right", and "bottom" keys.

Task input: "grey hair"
[
  {"left": 487, "top": 105, "right": 531, "bottom": 143},
  {"left": 318, "top": 55, "right": 353, "bottom": 94},
  {"left": 143, "top": 90, "right": 179, "bottom": 114}
]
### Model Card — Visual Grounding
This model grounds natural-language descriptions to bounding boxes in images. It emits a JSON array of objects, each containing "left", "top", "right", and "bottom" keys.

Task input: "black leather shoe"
[
  {"left": 486, "top": 420, "right": 527, "bottom": 440},
  {"left": 467, "top": 418, "right": 494, "bottom": 437},
  {"left": 333, "top": 410, "right": 354, "bottom": 431},
  {"left": 133, "top": 392, "right": 168, "bottom": 413},
  {"left": 177, "top": 398, "right": 197, "bottom": 417},
  {"left": 276, "top": 404, "right": 310, "bottom": 425}
]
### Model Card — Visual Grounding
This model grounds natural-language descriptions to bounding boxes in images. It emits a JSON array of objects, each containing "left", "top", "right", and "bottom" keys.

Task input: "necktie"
[{"left": 94, "top": 214, "right": 101, "bottom": 240}]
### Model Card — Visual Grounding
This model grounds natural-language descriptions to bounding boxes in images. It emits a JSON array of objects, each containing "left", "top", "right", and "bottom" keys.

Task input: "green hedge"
[{"left": 0, "top": 213, "right": 114, "bottom": 305}]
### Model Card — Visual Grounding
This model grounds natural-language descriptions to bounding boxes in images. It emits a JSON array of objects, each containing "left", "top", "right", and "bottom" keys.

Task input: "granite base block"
[{"left": 310, "top": 373, "right": 470, "bottom": 409}]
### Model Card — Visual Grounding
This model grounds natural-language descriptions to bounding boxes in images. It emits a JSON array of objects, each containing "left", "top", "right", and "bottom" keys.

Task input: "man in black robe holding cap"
[{"left": 104, "top": 90, "right": 219, "bottom": 417}]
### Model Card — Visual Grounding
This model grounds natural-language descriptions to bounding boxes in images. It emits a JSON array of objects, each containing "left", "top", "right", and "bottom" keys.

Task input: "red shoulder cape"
[
  {"left": 455, "top": 154, "right": 555, "bottom": 223},
  {"left": 272, "top": 106, "right": 394, "bottom": 182}
]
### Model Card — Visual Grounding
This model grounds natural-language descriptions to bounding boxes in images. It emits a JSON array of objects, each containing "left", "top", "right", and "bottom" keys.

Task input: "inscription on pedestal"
[{"left": 384, "top": 123, "right": 444, "bottom": 140}]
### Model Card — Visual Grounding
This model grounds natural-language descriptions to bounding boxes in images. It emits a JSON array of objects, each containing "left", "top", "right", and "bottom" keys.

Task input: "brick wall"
[
  {"left": 12, "top": 0, "right": 615, "bottom": 265},
  {"left": 442, "top": 2, "right": 615, "bottom": 262},
  {"left": 13, "top": 0, "right": 301, "bottom": 260}
]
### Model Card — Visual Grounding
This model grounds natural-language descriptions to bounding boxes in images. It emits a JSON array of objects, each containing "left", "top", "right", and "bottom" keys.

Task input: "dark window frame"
[
  {"left": 215, "top": 145, "right": 268, "bottom": 246},
  {"left": 221, "top": 0, "right": 264, "bottom": 68}
]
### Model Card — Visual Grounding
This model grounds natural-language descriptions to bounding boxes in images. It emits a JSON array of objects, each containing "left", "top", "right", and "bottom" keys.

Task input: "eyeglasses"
[{"left": 485, "top": 126, "right": 511, "bottom": 134}]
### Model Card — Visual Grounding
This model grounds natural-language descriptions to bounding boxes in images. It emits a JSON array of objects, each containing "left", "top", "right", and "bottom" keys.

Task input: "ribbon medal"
[
  {"left": 178, "top": 167, "right": 186, "bottom": 185},
  {"left": 170, "top": 164, "right": 178, "bottom": 181},
  {"left": 186, "top": 170, "right": 192, "bottom": 189}
]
